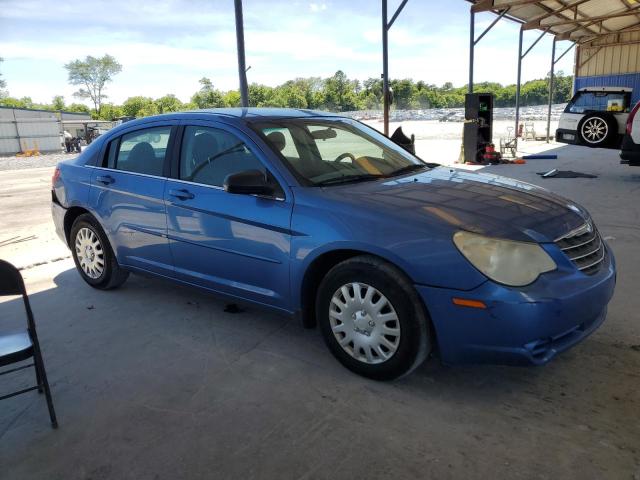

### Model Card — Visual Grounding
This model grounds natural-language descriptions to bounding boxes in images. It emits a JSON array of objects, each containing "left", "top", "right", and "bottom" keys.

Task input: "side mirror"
[{"left": 224, "top": 169, "right": 274, "bottom": 196}]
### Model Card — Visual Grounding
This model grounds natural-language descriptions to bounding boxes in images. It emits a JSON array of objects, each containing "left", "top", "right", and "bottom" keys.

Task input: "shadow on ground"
[{"left": 1, "top": 259, "right": 638, "bottom": 480}]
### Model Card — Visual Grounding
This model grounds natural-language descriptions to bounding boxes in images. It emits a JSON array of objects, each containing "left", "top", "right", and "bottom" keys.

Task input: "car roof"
[
  {"left": 129, "top": 108, "right": 343, "bottom": 124},
  {"left": 97, "top": 108, "right": 349, "bottom": 146}
]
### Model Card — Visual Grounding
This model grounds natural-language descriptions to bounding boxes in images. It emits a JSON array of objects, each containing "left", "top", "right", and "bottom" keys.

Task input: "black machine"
[{"left": 463, "top": 93, "right": 494, "bottom": 163}]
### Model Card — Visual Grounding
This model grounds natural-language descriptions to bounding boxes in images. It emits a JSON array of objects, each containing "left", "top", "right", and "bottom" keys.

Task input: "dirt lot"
[{"left": 0, "top": 144, "right": 639, "bottom": 479}]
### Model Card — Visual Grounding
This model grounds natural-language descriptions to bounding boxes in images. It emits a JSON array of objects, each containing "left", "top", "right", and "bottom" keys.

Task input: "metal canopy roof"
[{"left": 470, "top": 0, "right": 640, "bottom": 44}]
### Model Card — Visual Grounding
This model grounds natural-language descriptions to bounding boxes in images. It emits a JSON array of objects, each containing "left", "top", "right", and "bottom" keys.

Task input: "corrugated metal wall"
[
  {"left": 574, "top": 30, "right": 640, "bottom": 106},
  {"left": 0, "top": 107, "right": 90, "bottom": 155},
  {"left": 576, "top": 31, "right": 640, "bottom": 78}
]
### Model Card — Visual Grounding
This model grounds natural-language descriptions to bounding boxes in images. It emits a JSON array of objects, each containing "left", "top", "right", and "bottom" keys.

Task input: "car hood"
[{"left": 320, "top": 167, "right": 590, "bottom": 243}]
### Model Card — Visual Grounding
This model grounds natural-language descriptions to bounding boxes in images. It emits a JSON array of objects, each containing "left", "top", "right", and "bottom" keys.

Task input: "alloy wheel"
[
  {"left": 329, "top": 282, "right": 400, "bottom": 364},
  {"left": 75, "top": 227, "right": 105, "bottom": 279},
  {"left": 581, "top": 117, "right": 608, "bottom": 144}
]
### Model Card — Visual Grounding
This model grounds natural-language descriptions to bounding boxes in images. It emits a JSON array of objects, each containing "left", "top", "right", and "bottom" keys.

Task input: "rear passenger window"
[
  {"left": 109, "top": 127, "right": 171, "bottom": 176},
  {"left": 180, "top": 126, "right": 265, "bottom": 187}
]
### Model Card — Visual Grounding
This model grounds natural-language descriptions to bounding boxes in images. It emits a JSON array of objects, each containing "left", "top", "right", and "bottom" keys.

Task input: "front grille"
[{"left": 555, "top": 222, "right": 605, "bottom": 275}]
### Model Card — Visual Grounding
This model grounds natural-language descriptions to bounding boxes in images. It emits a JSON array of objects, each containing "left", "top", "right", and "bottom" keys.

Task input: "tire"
[
  {"left": 70, "top": 214, "right": 129, "bottom": 289},
  {"left": 316, "top": 255, "right": 431, "bottom": 380},
  {"left": 577, "top": 113, "right": 617, "bottom": 148}
]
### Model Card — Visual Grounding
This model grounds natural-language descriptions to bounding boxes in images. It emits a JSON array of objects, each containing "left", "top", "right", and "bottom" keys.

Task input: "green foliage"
[
  {"left": 122, "top": 96, "right": 155, "bottom": 117},
  {"left": 96, "top": 103, "right": 124, "bottom": 120},
  {"left": 66, "top": 103, "right": 91, "bottom": 114},
  {"left": 0, "top": 96, "right": 34, "bottom": 109},
  {"left": 64, "top": 54, "right": 122, "bottom": 115},
  {"left": 155, "top": 94, "right": 184, "bottom": 114},
  {"left": 191, "top": 77, "right": 226, "bottom": 108},
  {"left": 51, "top": 95, "right": 65, "bottom": 110},
  {"left": 0, "top": 70, "right": 575, "bottom": 119}
]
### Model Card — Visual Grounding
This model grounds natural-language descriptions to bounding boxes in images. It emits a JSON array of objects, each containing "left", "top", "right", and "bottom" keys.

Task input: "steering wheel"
[{"left": 334, "top": 152, "right": 356, "bottom": 163}]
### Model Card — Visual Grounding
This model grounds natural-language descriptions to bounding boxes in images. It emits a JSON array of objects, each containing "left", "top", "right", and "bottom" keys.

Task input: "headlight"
[{"left": 453, "top": 231, "right": 556, "bottom": 286}]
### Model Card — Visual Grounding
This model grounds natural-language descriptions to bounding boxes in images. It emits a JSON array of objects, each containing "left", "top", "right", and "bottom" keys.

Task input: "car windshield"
[
  {"left": 251, "top": 118, "right": 428, "bottom": 186},
  {"left": 566, "top": 91, "right": 631, "bottom": 114}
]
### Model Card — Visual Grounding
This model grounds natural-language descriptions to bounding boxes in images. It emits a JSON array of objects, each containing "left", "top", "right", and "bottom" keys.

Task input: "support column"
[
  {"left": 382, "top": 0, "right": 389, "bottom": 136},
  {"left": 469, "top": 9, "right": 475, "bottom": 94},
  {"left": 234, "top": 0, "right": 249, "bottom": 107},
  {"left": 514, "top": 26, "right": 524, "bottom": 147},
  {"left": 546, "top": 37, "right": 557, "bottom": 143}
]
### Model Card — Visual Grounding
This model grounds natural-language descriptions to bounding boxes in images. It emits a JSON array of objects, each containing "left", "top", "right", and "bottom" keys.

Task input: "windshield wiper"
[
  {"left": 314, "top": 174, "right": 385, "bottom": 186},
  {"left": 387, "top": 163, "right": 431, "bottom": 177}
]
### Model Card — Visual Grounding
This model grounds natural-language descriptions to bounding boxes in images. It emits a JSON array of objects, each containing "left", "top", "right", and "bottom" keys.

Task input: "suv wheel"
[
  {"left": 316, "top": 255, "right": 431, "bottom": 380},
  {"left": 578, "top": 112, "right": 616, "bottom": 147},
  {"left": 70, "top": 214, "right": 129, "bottom": 289}
]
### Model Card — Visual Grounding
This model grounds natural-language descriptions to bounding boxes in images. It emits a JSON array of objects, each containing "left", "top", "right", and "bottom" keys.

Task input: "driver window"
[
  {"left": 308, "top": 125, "right": 383, "bottom": 162},
  {"left": 180, "top": 126, "right": 266, "bottom": 187}
]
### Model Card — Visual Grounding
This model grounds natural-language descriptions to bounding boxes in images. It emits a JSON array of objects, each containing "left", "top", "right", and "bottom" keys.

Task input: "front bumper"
[{"left": 417, "top": 246, "right": 616, "bottom": 366}]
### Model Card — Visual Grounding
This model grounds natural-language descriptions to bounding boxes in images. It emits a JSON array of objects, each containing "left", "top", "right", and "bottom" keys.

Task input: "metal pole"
[
  {"left": 382, "top": 0, "right": 389, "bottom": 136},
  {"left": 514, "top": 26, "right": 524, "bottom": 148},
  {"left": 234, "top": 0, "right": 249, "bottom": 107},
  {"left": 546, "top": 37, "right": 557, "bottom": 143},
  {"left": 469, "top": 9, "right": 475, "bottom": 94}
]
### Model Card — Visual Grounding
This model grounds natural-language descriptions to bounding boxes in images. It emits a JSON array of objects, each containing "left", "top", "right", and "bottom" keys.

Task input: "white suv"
[
  {"left": 556, "top": 87, "right": 632, "bottom": 148},
  {"left": 620, "top": 101, "right": 640, "bottom": 166}
]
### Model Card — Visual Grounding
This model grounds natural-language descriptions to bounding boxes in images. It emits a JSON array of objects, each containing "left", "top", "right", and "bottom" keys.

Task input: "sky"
[{"left": 0, "top": 0, "right": 575, "bottom": 106}]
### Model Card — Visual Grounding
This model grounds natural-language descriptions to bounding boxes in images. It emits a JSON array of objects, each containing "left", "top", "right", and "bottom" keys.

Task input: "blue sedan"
[{"left": 51, "top": 108, "right": 616, "bottom": 379}]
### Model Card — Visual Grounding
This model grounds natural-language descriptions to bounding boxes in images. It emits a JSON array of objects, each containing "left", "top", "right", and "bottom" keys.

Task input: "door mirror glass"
[{"left": 224, "top": 169, "right": 274, "bottom": 196}]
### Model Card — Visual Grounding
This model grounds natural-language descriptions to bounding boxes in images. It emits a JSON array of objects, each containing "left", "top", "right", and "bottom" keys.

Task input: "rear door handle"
[
  {"left": 168, "top": 188, "right": 195, "bottom": 200},
  {"left": 96, "top": 174, "right": 114, "bottom": 185}
]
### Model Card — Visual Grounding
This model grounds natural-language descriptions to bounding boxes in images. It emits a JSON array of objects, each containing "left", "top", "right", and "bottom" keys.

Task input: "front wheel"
[
  {"left": 70, "top": 214, "right": 129, "bottom": 289},
  {"left": 317, "top": 255, "right": 431, "bottom": 380}
]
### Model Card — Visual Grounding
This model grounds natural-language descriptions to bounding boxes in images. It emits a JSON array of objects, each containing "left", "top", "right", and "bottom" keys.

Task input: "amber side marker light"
[{"left": 452, "top": 298, "right": 487, "bottom": 309}]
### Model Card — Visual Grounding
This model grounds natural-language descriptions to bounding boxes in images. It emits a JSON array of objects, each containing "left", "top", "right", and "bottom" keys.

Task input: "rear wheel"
[
  {"left": 70, "top": 214, "right": 128, "bottom": 289},
  {"left": 578, "top": 113, "right": 616, "bottom": 147},
  {"left": 316, "top": 255, "right": 431, "bottom": 380}
]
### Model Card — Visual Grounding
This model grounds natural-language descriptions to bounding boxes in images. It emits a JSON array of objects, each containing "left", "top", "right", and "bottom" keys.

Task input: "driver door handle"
[
  {"left": 169, "top": 188, "right": 195, "bottom": 200},
  {"left": 96, "top": 174, "right": 114, "bottom": 185}
]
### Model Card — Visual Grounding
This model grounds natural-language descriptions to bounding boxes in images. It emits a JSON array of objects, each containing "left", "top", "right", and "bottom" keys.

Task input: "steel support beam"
[
  {"left": 514, "top": 26, "right": 548, "bottom": 147},
  {"left": 469, "top": 10, "right": 475, "bottom": 94},
  {"left": 382, "top": 0, "right": 410, "bottom": 136},
  {"left": 382, "top": 0, "right": 389, "bottom": 135},
  {"left": 546, "top": 37, "right": 556, "bottom": 143},
  {"left": 469, "top": 8, "right": 509, "bottom": 94},
  {"left": 472, "top": 0, "right": 539, "bottom": 13},
  {"left": 525, "top": 7, "right": 640, "bottom": 30},
  {"left": 515, "top": 27, "right": 524, "bottom": 148},
  {"left": 234, "top": 0, "right": 249, "bottom": 108}
]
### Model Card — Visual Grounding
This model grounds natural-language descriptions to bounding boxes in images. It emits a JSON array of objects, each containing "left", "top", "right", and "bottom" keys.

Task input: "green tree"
[
  {"left": 324, "top": 70, "right": 360, "bottom": 111},
  {"left": 51, "top": 95, "right": 65, "bottom": 110},
  {"left": 0, "top": 96, "right": 33, "bottom": 108},
  {"left": 66, "top": 103, "right": 91, "bottom": 114},
  {"left": 64, "top": 54, "right": 122, "bottom": 115},
  {"left": 552, "top": 71, "right": 573, "bottom": 104},
  {"left": 191, "top": 77, "right": 225, "bottom": 108},
  {"left": 97, "top": 103, "right": 124, "bottom": 120},
  {"left": 248, "top": 83, "right": 274, "bottom": 107},
  {"left": 223, "top": 90, "right": 242, "bottom": 107},
  {"left": 155, "top": 94, "right": 183, "bottom": 113},
  {"left": 122, "top": 96, "right": 155, "bottom": 117},
  {"left": 390, "top": 79, "right": 416, "bottom": 109}
]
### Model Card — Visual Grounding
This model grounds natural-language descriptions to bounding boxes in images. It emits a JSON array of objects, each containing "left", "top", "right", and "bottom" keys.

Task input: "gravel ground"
[{"left": 0, "top": 152, "right": 79, "bottom": 171}]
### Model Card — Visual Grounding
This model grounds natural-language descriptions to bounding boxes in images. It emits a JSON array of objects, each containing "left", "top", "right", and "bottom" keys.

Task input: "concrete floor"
[{"left": 0, "top": 143, "right": 639, "bottom": 479}]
